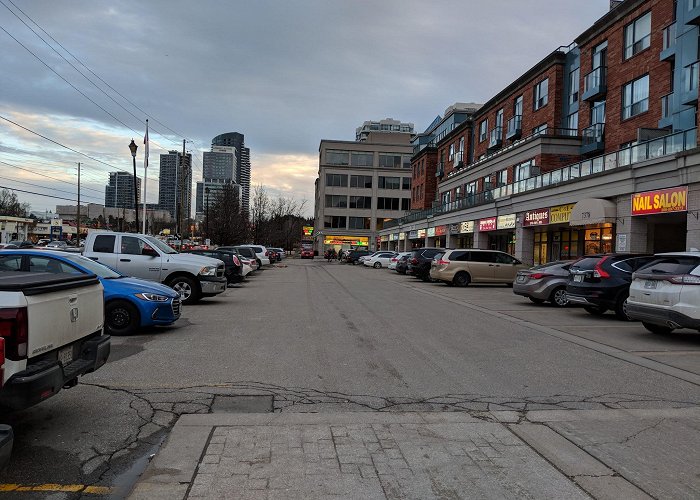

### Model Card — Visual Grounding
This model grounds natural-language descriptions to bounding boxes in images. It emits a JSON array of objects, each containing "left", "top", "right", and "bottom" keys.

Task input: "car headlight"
[
  {"left": 135, "top": 293, "right": 171, "bottom": 302},
  {"left": 199, "top": 266, "right": 217, "bottom": 276}
]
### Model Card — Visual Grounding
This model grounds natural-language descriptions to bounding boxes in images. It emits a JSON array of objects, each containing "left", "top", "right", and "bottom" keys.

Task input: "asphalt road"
[{"left": 1, "top": 258, "right": 699, "bottom": 498}]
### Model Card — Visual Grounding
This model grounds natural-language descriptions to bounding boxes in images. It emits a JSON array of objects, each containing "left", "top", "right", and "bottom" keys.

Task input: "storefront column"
[
  {"left": 616, "top": 195, "right": 648, "bottom": 253},
  {"left": 445, "top": 230, "right": 453, "bottom": 249},
  {"left": 473, "top": 230, "right": 488, "bottom": 249},
  {"left": 686, "top": 184, "right": 700, "bottom": 250},
  {"left": 515, "top": 225, "right": 534, "bottom": 265}
]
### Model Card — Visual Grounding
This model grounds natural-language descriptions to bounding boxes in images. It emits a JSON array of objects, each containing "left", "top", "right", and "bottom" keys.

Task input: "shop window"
[{"left": 584, "top": 224, "right": 614, "bottom": 254}]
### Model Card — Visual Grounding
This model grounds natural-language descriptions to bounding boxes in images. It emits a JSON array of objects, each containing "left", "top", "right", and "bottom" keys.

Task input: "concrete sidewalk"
[{"left": 126, "top": 408, "right": 700, "bottom": 500}]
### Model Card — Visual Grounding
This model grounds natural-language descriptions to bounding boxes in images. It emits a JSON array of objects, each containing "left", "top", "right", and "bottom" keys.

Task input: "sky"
[{"left": 0, "top": 0, "right": 611, "bottom": 217}]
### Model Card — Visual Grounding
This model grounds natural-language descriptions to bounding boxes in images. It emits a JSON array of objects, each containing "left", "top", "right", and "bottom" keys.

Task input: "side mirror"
[{"left": 142, "top": 246, "right": 159, "bottom": 258}]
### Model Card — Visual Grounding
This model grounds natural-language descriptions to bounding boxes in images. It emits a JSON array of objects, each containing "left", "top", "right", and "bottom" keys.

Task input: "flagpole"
[{"left": 142, "top": 119, "right": 149, "bottom": 234}]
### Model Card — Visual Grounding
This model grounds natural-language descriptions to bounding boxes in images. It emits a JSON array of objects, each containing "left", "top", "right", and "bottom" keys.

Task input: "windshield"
[
  {"left": 61, "top": 254, "right": 122, "bottom": 279},
  {"left": 145, "top": 236, "right": 178, "bottom": 254}
]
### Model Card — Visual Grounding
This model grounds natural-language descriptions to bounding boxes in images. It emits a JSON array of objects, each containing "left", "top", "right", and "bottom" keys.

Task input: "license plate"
[
  {"left": 644, "top": 280, "right": 657, "bottom": 289},
  {"left": 58, "top": 346, "right": 73, "bottom": 365},
  {"left": 516, "top": 275, "right": 526, "bottom": 283},
  {"left": 574, "top": 274, "right": 584, "bottom": 282}
]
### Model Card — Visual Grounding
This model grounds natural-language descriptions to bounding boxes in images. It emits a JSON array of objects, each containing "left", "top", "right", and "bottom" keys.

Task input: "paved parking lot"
[{"left": 1, "top": 258, "right": 699, "bottom": 498}]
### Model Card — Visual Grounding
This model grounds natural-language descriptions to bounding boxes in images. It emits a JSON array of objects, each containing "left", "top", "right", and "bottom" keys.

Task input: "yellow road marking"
[{"left": 0, "top": 483, "right": 112, "bottom": 494}]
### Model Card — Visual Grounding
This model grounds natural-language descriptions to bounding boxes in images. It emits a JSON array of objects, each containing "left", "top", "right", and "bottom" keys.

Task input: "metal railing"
[
  {"left": 383, "top": 128, "right": 696, "bottom": 229},
  {"left": 584, "top": 66, "right": 606, "bottom": 93},
  {"left": 582, "top": 123, "right": 605, "bottom": 145}
]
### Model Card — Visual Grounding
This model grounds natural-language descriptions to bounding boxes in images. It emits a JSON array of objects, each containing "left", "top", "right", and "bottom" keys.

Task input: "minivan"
[{"left": 430, "top": 249, "right": 527, "bottom": 286}]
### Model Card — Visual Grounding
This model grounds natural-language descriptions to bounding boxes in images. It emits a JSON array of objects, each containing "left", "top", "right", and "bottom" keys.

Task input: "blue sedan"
[{"left": 0, "top": 250, "right": 181, "bottom": 336}]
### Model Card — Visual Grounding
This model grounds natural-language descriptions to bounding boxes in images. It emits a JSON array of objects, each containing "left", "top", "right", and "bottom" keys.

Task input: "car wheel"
[
  {"left": 528, "top": 297, "right": 545, "bottom": 304},
  {"left": 167, "top": 275, "right": 201, "bottom": 305},
  {"left": 105, "top": 300, "right": 140, "bottom": 336},
  {"left": 614, "top": 294, "right": 632, "bottom": 321},
  {"left": 373, "top": 262, "right": 381, "bottom": 269},
  {"left": 583, "top": 305, "right": 608, "bottom": 316},
  {"left": 256, "top": 259, "right": 262, "bottom": 268},
  {"left": 453, "top": 272, "right": 470, "bottom": 287},
  {"left": 642, "top": 322, "right": 674, "bottom": 335},
  {"left": 549, "top": 287, "right": 569, "bottom": 307}
]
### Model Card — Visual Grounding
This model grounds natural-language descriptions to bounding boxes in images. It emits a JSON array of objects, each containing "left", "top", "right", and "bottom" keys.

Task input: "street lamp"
[
  {"left": 205, "top": 187, "right": 210, "bottom": 241},
  {"left": 128, "top": 139, "right": 139, "bottom": 233}
]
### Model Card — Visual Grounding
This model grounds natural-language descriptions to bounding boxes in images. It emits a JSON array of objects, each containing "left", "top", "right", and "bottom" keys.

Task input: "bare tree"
[
  {"left": 0, "top": 189, "right": 30, "bottom": 217},
  {"left": 207, "top": 184, "right": 249, "bottom": 245}
]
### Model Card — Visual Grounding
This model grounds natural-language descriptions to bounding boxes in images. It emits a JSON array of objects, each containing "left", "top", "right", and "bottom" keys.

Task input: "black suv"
[
  {"left": 395, "top": 254, "right": 410, "bottom": 274},
  {"left": 185, "top": 249, "right": 243, "bottom": 284},
  {"left": 566, "top": 253, "right": 654, "bottom": 319},
  {"left": 407, "top": 248, "right": 444, "bottom": 281},
  {"left": 345, "top": 249, "right": 371, "bottom": 265}
]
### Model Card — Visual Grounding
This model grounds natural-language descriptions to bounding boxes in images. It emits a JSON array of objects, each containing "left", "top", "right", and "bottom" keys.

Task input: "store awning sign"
[
  {"left": 427, "top": 227, "right": 436, "bottom": 237},
  {"left": 459, "top": 221, "right": 475, "bottom": 233},
  {"left": 399, "top": 232, "right": 405, "bottom": 241},
  {"left": 417, "top": 229, "right": 426, "bottom": 238},
  {"left": 569, "top": 199, "right": 617, "bottom": 226},
  {"left": 479, "top": 217, "right": 497, "bottom": 232},
  {"left": 497, "top": 214, "right": 516, "bottom": 230},
  {"left": 631, "top": 186, "right": 687, "bottom": 216},
  {"left": 550, "top": 204, "right": 576, "bottom": 224},
  {"left": 435, "top": 225, "right": 447, "bottom": 236},
  {"left": 409, "top": 230, "right": 418, "bottom": 239},
  {"left": 523, "top": 208, "right": 550, "bottom": 226},
  {"left": 323, "top": 235, "right": 368, "bottom": 246},
  {"left": 380, "top": 235, "right": 388, "bottom": 242}
]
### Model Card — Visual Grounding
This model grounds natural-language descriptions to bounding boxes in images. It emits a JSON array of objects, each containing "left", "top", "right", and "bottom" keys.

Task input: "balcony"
[
  {"left": 488, "top": 126, "right": 503, "bottom": 151},
  {"left": 581, "top": 123, "right": 605, "bottom": 156},
  {"left": 659, "top": 93, "right": 674, "bottom": 128},
  {"left": 682, "top": 61, "right": 699, "bottom": 105},
  {"left": 660, "top": 22, "right": 676, "bottom": 61},
  {"left": 506, "top": 115, "right": 522, "bottom": 140},
  {"left": 582, "top": 66, "right": 607, "bottom": 101},
  {"left": 688, "top": 0, "right": 700, "bottom": 25},
  {"left": 436, "top": 162, "right": 445, "bottom": 179}
]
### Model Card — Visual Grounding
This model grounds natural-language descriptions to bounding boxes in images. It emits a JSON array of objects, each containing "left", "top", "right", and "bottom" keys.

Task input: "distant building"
[
  {"left": 196, "top": 179, "right": 242, "bottom": 215},
  {"left": 158, "top": 150, "right": 192, "bottom": 220},
  {"left": 355, "top": 118, "right": 414, "bottom": 142},
  {"left": 211, "top": 132, "right": 251, "bottom": 214},
  {"left": 56, "top": 203, "right": 172, "bottom": 223},
  {"left": 105, "top": 172, "right": 141, "bottom": 209},
  {"left": 203, "top": 146, "right": 236, "bottom": 180}
]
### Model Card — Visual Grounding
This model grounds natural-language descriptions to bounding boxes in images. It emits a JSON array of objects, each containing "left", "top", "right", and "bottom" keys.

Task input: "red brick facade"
[
  {"left": 436, "top": 123, "right": 472, "bottom": 178},
  {"left": 410, "top": 148, "right": 438, "bottom": 210},
  {"left": 577, "top": 0, "right": 674, "bottom": 153}
]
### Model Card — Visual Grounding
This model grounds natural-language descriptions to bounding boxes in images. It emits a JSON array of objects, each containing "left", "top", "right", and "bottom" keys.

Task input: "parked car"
[
  {"left": 358, "top": 251, "right": 382, "bottom": 265},
  {"left": 364, "top": 252, "right": 398, "bottom": 269},
  {"left": 0, "top": 250, "right": 181, "bottom": 336},
  {"left": 395, "top": 254, "right": 410, "bottom": 274},
  {"left": 46, "top": 240, "right": 68, "bottom": 250},
  {"left": 407, "top": 248, "right": 445, "bottom": 281},
  {"left": 300, "top": 247, "right": 314, "bottom": 259},
  {"left": 0, "top": 263, "right": 109, "bottom": 411},
  {"left": 268, "top": 248, "right": 285, "bottom": 261},
  {"left": 7, "top": 241, "right": 32, "bottom": 249},
  {"left": 430, "top": 249, "right": 527, "bottom": 286},
  {"left": 513, "top": 260, "right": 574, "bottom": 306},
  {"left": 566, "top": 253, "right": 654, "bottom": 319},
  {"left": 35, "top": 239, "right": 50, "bottom": 247},
  {"left": 184, "top": 249, "right": 244, "bottom": 284},
  {"left": 345, "top": 249, "right": 371, "bottom": 265},
  {"left": 83, "top": 231, "right": 226, "bottom": 305},
  {"left": 236, "top": 245, "right": 271, "bottom": 267},
  {"left": 626, "top": 252, "right": 700, "bottom": 334},
  {"left": 389, "top": 252, "right": 411, "bottom": 271}
]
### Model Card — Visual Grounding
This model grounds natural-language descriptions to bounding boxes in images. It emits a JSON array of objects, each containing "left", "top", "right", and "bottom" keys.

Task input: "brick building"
[{"left": 379, "top": 0, "right": 700, "bottom": 266}]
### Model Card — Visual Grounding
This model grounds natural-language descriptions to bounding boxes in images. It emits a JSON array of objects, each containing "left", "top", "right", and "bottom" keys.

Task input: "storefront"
[
  {"left": 408, "top": 229, "right": 426, "bottom": 248},
  {"left": 451, "top": 221, "right": 474, "bottom": 248},
  {"left": 434, "top": 225, "right": 447, "bottom": 248},
  {"left": 323, "top": 235, "right": 369, "bottom": 252},
  {"left": 479, "top": 214, "right": 516, "bottom": 254},
  {"left": 631, "top": 186, "right": 688, "bottom": 253}
]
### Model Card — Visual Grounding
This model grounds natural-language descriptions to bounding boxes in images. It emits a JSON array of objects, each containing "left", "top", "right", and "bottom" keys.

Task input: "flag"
[{"left": 143, "top": 119, "right": 149, "bottom": 169}]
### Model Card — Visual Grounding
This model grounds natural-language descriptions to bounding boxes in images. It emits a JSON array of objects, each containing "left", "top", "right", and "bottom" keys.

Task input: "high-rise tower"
[{"left": 211, "top": 132, "right": 250, "bottom": 214}]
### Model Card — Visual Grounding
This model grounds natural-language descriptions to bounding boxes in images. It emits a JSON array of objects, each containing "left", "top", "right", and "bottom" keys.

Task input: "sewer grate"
[{"left": 211, "top": 395, "right": 274, "bottom": 413}]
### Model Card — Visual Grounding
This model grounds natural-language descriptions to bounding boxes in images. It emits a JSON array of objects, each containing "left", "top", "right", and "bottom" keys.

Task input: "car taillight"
[
  {"left": 0, "top": 307, "right": 28, "bottom": 360},
  {"left": 436, "top": 259, "right": 449, "bottom": 266},
  {"left": 592, "top": 256, "right": 611, "bottom": 278},
  {"left": 265, "top": 251, "right": 269, "bottom": 256},
  {"left": 232, "top": 256, "right": 241, "bottom": 266},
  {"left": 529, "top": 273, "right": 552, "bottom": 280},
  {"left": 668, "top": 274, "right": 700, "bottom": 285},
  {"left": 411, "top": 258, "right": 418, "bottom": 265},
  {"left": 391, "top": 258, "right": 398, "bottom": 262}
]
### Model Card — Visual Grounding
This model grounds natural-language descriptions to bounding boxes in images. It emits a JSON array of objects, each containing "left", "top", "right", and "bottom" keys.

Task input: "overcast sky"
[{"left": 0, "top": 0, "right": 610, "bottom": 216}]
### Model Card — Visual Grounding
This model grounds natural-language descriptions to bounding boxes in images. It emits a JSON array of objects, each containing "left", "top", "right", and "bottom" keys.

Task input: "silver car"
[{"left": 512, "top": 260, "right": 574, "bottom": 307}]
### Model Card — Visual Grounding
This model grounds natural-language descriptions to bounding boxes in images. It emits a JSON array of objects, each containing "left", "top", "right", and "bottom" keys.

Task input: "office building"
[
  {"left": 158, "top": 150, "right": 192, "bottom": 220},
  {"left": 211, "top": 132, "right": 251, "bottom": 214},
  {"left": 105, "top": 172, "right": 141, "bottom": 210}
]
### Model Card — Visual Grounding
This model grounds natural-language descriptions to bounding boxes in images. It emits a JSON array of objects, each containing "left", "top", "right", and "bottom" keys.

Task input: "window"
[
  {"left": 532, "top": 123, "right": 548, "bottom": 136},
  {"left": 496, "top": 170, "right": 508, "bottom": 187},
  {"left": 93, "top": 234, "right": 116, "bottom": 253},
  {"left": 514, "top": 95, "right": 523, "bottom": 116},
  {"left": 495, "top": 108, "right": 504, "bottom": 129},
  {"left": 448, "top": 143, "right": 455, "bottom": 161},
  {"left": 28, "top": 256, "right": 78, "bottom": 274},
  {"left": 325, "top": 173, "right": 347, "bottom": 187},
  {"left": 0, "top": 255, "right": 22, "bottom": 271},
  {"left": 515, "top": 159, "right": 539, "bottom": 181},
  {"left": 495, "top": 253, "right": 518, "bottom": 264},
  {"left": 455, "top": 186, "right": 462, "bottom": 199},
  {"left": 378, "top": 176, "right": 400, "bottom": 189},
  {"left": 324, "top": 216, "right": 346, "bottom": 229},
  {"left": 459, "top": 137, "right": 465, "bottom": 155},
  {"left": 351, "top": 152, "right": 374, "bottom": 167},
  {"left": 466, "top": 181, "right": 478, "bottom": 196},
  {"left": 569, "top": 67, "right": 580, "bottom": 103},
  {"left": 534, "top": 79, "right": 549, "bottom": 110},
  {"left": 402, "top": 177, "right": 411, "bottom": 190},
  {"left": 441, "top": 191, "right": 451, "bottom": 205},
  {"left": 325, "top": 195, "right": 347, "bottom": 208},
  {"left": 622, "top": 75, "right": 649, "bottom": 119},
  {"left": 624, "top": 12, "right": 651, "bottom": 59},
  {"left": 377, "top": 197, "right": 400, "bottom": 210},
  {"left": 401, "top": 198, "right": 410, "bottom": 211},
  {"left": 402, "top": 156, "right": 412, "bottom": 169},
  {"left": 348, "top": 216, "right": 371, "bottom": 229},
  {"left": 479, "top": 119, "right": 488, "bottom": 142},
  {"left": 567, "top": 112, "right": 579, "bottom": 133},
  {"left": 350, "top": 175, "right": 372, "bottom": 188},
  {"left": 592, "top": 41, "right": 608, "bottom": 69},
  {"left": 483, "top": 175, "right": 492, "bottom": 191},
  {"left": 326, "top": 150, "right": 350, "bottom": 165},
  {"left": 349, "top": 196, "right": 371, "bottom": 209},
  {"left": 379, "top": 153, "right": 402, "bottom": 168},
  {"left": 121, "top": 236, "right": 149, "bottom": 255},
  {"left": 591, "top": 100, "right": 606, "bottom": 125}
]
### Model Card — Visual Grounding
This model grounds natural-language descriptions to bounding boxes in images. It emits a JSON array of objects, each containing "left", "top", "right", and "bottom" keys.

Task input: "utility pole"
[
  {"left": 177, "top": 139, "right": 185, "bottom": 251},
  {"left": 76, "top": 162, "right": 80, "bottom": 245}
]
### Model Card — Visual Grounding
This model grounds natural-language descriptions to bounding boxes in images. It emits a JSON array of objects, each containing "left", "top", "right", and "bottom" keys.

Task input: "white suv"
[
  {"left": 626, "top": 252, "right": 700, "bottom": 334},
  {"left": 238, "top": 245, "right": 271, "bottom": 267}
]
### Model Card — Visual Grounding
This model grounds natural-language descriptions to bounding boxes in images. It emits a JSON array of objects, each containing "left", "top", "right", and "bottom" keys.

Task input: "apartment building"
[
  {"left": 314, "top": 124, "right": 414, "bottom": 253},
  {"left": 379, "top": 0, "right": 700, "bottom": 265}
]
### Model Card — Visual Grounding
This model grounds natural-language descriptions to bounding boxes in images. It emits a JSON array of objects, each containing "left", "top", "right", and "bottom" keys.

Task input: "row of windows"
[
  {"left": 325, "top": 195, "right": 372, "bottom": 209},
  {"left": 325, "top": 150, "right": 412, "bottom": 168},
  {"left": 326, "top": 173, "right": 411, "bottom": 189},
  {"left": 322, "top": 216, "right": 373, "bottom": 230}
]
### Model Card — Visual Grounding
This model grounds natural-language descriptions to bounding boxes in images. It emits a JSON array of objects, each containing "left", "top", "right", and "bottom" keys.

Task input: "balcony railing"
[
  {"left": 582, "top": 66, "right": 607, "bottom": 100},
  {"left": 383, "top": 128, "right": 696, "bottom": 230},
  {"left": 488, "top": 127, "right": 503, "bottom": 149},
  {"left": 506, "top": 115, "right": 522, "bottom": 140}
]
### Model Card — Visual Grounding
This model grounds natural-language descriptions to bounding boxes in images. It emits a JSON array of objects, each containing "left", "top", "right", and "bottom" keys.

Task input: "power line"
[
  {"left": 0, "top": 184, "right": 85, "bottom": 203},
  {"left": 0, "top": 159, "right": 103, "bottom": 194},
  {"left": 0, "top": 174, "right": 102, "bottom": 202}
]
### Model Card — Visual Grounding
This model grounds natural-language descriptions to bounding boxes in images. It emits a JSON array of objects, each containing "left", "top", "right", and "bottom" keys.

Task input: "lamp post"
[
  {"left": 205, "top": 187, "right": 210, "bottom": 241},
  {"left": 128, "top": 139, "right": 139, "bottom": 233}
]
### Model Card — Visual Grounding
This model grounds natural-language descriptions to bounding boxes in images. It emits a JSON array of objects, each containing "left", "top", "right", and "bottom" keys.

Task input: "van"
[{"left": 430, "top": 249, "right": 528, "bottom": 286}]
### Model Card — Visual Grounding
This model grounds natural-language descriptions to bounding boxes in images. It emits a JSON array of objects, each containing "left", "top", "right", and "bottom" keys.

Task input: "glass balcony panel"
[{"left": 592, "top": 157, "right": 604, "bottom": 173}]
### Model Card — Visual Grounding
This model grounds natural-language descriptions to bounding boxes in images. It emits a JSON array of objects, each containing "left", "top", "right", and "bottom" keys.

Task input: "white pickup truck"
[
  {"left": 0, "top": 271, "right": 109, "bottom": 411},
  {"left": 82, "top": 232, "right": 227, "bottom": 304}
]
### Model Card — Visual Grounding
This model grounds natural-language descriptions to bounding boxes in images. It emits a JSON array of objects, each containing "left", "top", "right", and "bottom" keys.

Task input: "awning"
[{"left": 569, "top": 198, "right": 617, "bottom": 226}]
